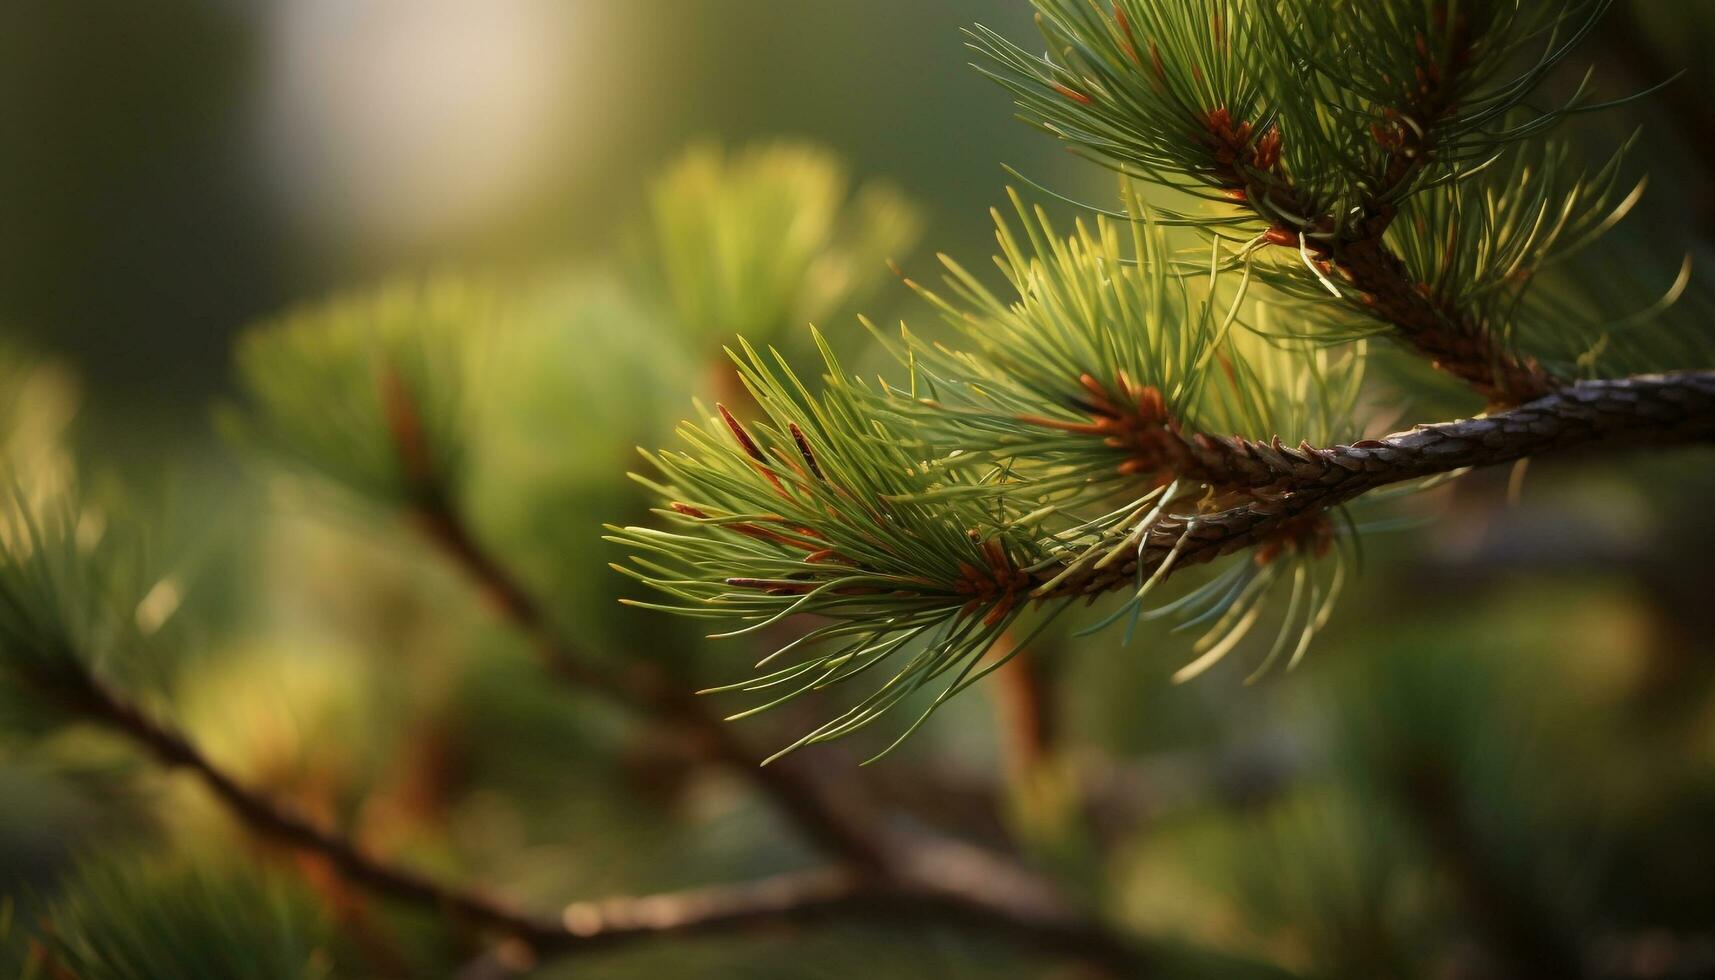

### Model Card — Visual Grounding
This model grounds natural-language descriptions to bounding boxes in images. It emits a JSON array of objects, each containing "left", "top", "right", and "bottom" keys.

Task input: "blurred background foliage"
[{"left": 1, "top": 1, "right": 1713, "bottom": 978}]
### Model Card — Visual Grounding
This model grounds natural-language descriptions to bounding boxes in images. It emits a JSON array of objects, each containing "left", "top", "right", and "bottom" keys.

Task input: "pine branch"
[
  {"left": 1330, "top": 237, "right": 1559, "bottom": 404},
  {"left": 54, "top": 663, "right": 569, "bottom": 945},
  {"left": 968, "top": 0, "right": 1623, "bottom": 405},
  {"left": 1036, "top": 371, "right": 1715, "bottom": 598},
  {"left": 1191, "top": 99, "right": 1562, "bottom": 406},
  {"left": 617, "top": 367, "right": 1713, "bottom": 747}
]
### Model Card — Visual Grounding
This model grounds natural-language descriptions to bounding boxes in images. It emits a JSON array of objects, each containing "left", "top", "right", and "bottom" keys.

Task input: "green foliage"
[
  {"left": 0, "top": 489, "right": 146, "bottom": 729},
  {"left": 956, "top": 0, "right": 1715, "bottom": 388},
  {"left": 611, "top": 337, "right": 1068, "bottom": 761},
  {"left": 226, "top": 277, "right": 504, "bottom": 507},
  {"left": 877, "top": 186, "right": 1363, "bottom": 483},
  {"left": 609, "top": 0, "right": 1715, "bottom": 752},
  {"left": 3, "top": 8, "right": 1712, "bottom": 979},
  {"left": 875, "top": 185, "right": 1225, "bottom": 483},
  {"left": 15, "top": 860, "right": 339, "bottom": 980},
  {"left": 614, "top": 180, "right": 1371, "bottom": 750},
  {"left": 971, "top": 0, "right": 1612, "bottom": 219},
  {"left": 632, "top": 142, "right": 923, "bottom": 348}
]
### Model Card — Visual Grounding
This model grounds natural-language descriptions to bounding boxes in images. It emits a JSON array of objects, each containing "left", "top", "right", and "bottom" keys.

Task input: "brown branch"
[
  {"left": 1038, "top": 371, "right": 1715, "bottom": 599},
  {"left": 1337, "top": 238, "right": 1559, "bottom": 405},
  {"left": 378, "top": 357, "right": 891, "bottom": 871},
  {"left": 372, "top": 374, "right": 1163, "bottom": 972},
  {"left": 1204, "top": 10, "right": 1563, "bottom": 405},
  {"left": 52, "top": 660, "right": 1152, "bottom": 973},
  {"left": 1231, "top": 163, "right": 1559, "bottom": 404},
  {"left": 58, "top": 666, "right": 568, "bottom": 944},
  {"left": 991, "top": 650, "right": 1055, "bottom": 779},
  {"left": 406, "top": 495, "right": 894, "bottom": 873},
  {"left": 1334, "top": 7, "right": 1567, "bottom": 404}
]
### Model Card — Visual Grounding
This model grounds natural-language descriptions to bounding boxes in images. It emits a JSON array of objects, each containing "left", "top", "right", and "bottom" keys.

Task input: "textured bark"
[
  {"left": 1336, "top": 238, "right": 1559, "bottom": 404},
  {"left": 1208, "top": 16, "right": 1561, "bottom": 406},
  {"left": 1042, "top": 371, "right": 1715, "bottom": 598}
]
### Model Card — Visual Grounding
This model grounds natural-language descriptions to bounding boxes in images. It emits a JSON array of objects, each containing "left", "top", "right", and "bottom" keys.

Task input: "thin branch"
[
  {"left": 1202, "top": 13, "right": 1559, "bottom": 405},
  {"left": 406, "top": 494, "right": 894, "bottom": 873},
  {"left": 381, "top": 360, "right": 892, "bottom": 871},
  {"left": 991, "top": 651, "right": 1055, "bottom": 779},
  {"left": 987, "top": 628, "right": 1058, "bottom": 782},
  {"left": 1041, "top": 371, "right": 1715, "bottom": 598},
  {"left": 53, "top": 659, "right": 1155, "bottom": 974},
  {"left": 1224, "top": 146, "right": 1558, "bottom": 406},
  {"left": 58, "top": 665, "right": 568, "bottom": 945},
  {"left": 372, "top": 376, "right": 1160, "bottom": 973}
]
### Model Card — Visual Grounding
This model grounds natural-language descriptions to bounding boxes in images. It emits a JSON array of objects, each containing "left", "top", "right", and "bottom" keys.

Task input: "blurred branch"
[
  {"left": 407, "top": 492, "right": 895, "bottom": 873},
  {"left": 47, "top": 653, "right": 1157, "bottom": 974},
  {"left": 382, "top": 392, "right": 1173, "bottom": 974},
  {"left": 58, "top": 664, "right": 567, "bottom": 944},
  {"left": 990, "top": 640, "right": 1056, "bottom": 781}
]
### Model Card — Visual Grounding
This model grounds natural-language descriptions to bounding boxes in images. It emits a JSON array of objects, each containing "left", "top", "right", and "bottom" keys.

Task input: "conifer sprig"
[
  {"left": 615, "top": 351, "right": 1715, "bottom": 753},
  {"left": 611, "top": 339, "right": 1073, "bottom": 761},
  {"left": 973, "top": 1, "right": 1614, "bottom": 222},
  {"left": 966, "top": 0, "right": 1664, "bottom": 404},
  {"left": 225, "top": 278, "right": 500, "bottom": 507}
]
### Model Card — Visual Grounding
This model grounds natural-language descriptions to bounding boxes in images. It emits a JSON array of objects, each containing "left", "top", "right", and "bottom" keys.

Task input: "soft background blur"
[{"left": 2, "top": 2, "right": 1714, "bottom": 978}]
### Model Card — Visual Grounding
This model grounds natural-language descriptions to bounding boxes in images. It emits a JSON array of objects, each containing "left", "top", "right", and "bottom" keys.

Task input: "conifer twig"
[
  {"left": 1206, "top": 110, "right": 1561, "bottom": 405},
  {"left": 1042, "top": 371, "right": 1715, "bottom": 598},
  {"left": 58, "top": 665, "right": 569, "bottom": 944},
  {"left": 379, "top": 351, "right": 893, "bottom": 870}
]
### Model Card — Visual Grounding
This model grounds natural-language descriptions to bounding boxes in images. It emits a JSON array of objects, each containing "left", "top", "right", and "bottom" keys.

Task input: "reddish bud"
[
  {"left": 717, "top": 404, "right": 765, "bottom": 462},
  {"left": 788, "top": 423, "right": 824, "bottom": 481},
  {"left": 1052, "top": 82, "right": 1093, "bottom": 105}
]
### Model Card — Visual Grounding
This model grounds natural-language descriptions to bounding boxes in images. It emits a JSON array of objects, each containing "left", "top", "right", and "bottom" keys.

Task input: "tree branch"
[
  {"left": 52, "top": 659, "right": 1154, "bottom": 974},
  {"left": 1040, "top": 371, "right": 1715, "bottom": 598},
  {"left": 406, "top": 495, "right": 895, "bottom": 873},
  {"left": 59, "top": 665, "right": 569, "bottom": 944},
  {"left": 1210, "top": 12, "right": 1560, "bottom": 406},
  {"left": 374, "top": 380, "right": 1160, "bottom": 973},
  {"left": 380, "top": 358, "right": 893, "bottom": 870}
]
